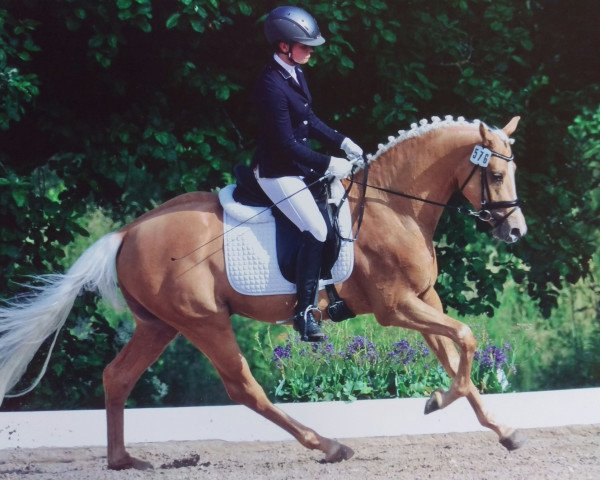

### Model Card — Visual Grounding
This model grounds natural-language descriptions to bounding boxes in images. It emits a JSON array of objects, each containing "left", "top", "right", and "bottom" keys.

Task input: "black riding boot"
[{"left": 293, "top": 231, "right": 325, "bottom": 342}]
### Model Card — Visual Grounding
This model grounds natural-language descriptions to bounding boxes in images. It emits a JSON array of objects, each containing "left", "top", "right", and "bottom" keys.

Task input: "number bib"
[{"left": 470, "top": 145, "right": 492, "bottom": 167}]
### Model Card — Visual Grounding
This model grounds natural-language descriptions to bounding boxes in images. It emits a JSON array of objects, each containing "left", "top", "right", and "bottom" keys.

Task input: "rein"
[{"left": 336, "top": 145, "right": 521, "bottom": 242}]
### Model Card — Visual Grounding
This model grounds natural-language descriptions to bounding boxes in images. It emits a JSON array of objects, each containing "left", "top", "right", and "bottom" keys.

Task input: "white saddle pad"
[{"left": 218, "top": 184, "right": 354, "bottom": 296}]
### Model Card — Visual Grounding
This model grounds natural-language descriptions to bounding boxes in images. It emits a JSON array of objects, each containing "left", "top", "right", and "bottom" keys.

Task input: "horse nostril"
[{"left": 510, "top": 227, "right": 522, "bottom": 239}]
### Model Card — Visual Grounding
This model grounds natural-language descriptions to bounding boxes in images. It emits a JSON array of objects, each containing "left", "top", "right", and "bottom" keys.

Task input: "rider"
[{"left": 252, "top": 6, "right": 364, "bottom": 342}]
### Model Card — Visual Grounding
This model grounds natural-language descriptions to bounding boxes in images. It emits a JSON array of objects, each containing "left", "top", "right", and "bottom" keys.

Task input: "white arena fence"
[{"left": 1, "top": 388, "right": 599, "bottom": 449}]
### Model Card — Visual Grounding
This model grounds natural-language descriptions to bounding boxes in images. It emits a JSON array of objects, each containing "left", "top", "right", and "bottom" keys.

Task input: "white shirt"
[{"left": 273, "top": 53, "right": 299, "bottom": 83}]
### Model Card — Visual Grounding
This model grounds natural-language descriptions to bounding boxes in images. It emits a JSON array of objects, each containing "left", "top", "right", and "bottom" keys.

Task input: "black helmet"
[{"left": 264, "top": 6, "right": 325, "bottom": 47}]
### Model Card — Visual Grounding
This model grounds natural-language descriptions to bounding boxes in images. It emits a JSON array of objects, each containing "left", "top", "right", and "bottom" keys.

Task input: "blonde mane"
[{"left": 366, "top": 115, "right": 514, "bottom": 163}]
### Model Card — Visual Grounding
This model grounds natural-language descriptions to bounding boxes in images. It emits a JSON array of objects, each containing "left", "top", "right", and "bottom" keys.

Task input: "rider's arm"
[{"left": 307, "top": 110, "right": 345, "bottom": 150}]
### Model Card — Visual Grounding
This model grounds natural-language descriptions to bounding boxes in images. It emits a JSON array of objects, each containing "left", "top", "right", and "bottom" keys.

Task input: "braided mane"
[{"left": 366, "top": 115, "right": 514, "bottom": 163}]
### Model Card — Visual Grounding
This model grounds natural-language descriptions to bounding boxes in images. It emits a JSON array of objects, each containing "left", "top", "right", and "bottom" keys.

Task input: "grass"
[
  {"left": 448, "top": 266, "right": 599, "bottom": 391},
  {"left": 244, "top": 315, "right": 515, "bottom": 403}
]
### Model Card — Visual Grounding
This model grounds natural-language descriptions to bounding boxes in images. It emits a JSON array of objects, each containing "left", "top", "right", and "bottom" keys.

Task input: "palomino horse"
[{"left": 0, "top": 116, "right": 527, "bottom": 469}]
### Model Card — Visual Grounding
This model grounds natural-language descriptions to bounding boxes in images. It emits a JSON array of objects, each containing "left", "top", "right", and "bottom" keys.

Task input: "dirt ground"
[{"left": 0, "top": 424, "right": 598, "bottom": 480}]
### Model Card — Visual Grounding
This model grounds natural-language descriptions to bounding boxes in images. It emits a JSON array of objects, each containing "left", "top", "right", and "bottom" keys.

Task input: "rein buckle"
[{"left": 466, "top": 209, "right": 493, "bottom": 222}]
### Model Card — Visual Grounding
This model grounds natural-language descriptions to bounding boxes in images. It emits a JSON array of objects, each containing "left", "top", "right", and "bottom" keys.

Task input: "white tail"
[{"left": 0, "top": 232, "right": 125, "bottom": 404}]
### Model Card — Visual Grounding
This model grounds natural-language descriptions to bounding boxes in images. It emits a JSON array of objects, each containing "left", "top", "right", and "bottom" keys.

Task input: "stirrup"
[
  {"left": 294, "top": 305, "right": 325, "bottom": 342},
  {"left": 302, "top": 305, "right": 323, "bottom": 323}
]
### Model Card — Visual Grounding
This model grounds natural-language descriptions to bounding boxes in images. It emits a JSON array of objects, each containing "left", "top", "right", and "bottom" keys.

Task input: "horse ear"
[
  {"left": 479, "top": 122, "right": 492, "bottom": 147},
  {"left": 502, "top": 116, "right": 521, "bottom": 137}
]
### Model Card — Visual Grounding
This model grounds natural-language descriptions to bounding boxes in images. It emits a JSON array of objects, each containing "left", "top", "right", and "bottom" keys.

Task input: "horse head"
[{"left": 460, "top": 117, "right": 527, "bottom": 243}]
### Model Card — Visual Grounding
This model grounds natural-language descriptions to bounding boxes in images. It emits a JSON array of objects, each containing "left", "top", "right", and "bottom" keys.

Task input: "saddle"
[{"left": 220, "top": 165, "right": 355, "bottom": 322}]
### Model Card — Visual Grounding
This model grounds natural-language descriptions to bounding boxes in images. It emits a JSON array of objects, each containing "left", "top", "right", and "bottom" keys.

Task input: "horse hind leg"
[
  {"left": 179, "top": 315, "right": 354, "bottom": 463},
  {"left": 103, "top": 315, "right": 178, "bottom": 470}
]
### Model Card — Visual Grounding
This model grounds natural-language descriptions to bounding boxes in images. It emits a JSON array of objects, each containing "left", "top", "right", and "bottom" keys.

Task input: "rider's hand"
[
  {"left": 328, "top": 156, "right": 353, "bottom": 179},
  {"left": 341, "top": 137, "right": 364, "bottom": 162}
]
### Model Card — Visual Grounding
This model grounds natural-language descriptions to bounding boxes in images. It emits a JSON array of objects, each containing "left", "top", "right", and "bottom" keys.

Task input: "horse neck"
[{"left": 358, "top": 125, "right": 479, "bottom": 239}]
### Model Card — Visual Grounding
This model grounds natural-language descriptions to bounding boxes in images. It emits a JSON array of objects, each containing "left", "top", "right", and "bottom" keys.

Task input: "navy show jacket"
[{"left": 252, "top": 58, "right": 346, "bottom": 179}]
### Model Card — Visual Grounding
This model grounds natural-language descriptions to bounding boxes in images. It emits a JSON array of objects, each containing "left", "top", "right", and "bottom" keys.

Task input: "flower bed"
[{"left": 258, "top": 325, "right": 515, "bottom": 403}]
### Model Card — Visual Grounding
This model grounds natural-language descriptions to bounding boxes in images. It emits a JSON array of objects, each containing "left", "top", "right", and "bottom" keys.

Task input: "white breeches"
[{"left": 255, "top": 169, "right": 327, "bottom": 243}]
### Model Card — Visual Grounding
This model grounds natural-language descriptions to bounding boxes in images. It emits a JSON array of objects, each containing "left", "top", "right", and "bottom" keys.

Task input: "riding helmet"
[{"left": 264, "top": 6, "right": 325, "bottom": 47}]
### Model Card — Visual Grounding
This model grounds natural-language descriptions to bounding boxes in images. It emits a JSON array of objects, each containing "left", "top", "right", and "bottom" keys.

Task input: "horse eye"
[{"left": 491, "top": 172, "right": 503, "bottom": 183}]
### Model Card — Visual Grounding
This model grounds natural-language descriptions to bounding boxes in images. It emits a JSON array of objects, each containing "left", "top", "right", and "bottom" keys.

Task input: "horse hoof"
[
  {"left": 108, "top": 455, "right": 154, "bottom": 470},
  {"left": 424, "top": 389, "right": 443, "bottom": 415},
  {"left": 324, "top": 442, "right": 355, "bottom": 463},
  {"left": 499, "top": 430, "right": 528, "bottom": 451}
]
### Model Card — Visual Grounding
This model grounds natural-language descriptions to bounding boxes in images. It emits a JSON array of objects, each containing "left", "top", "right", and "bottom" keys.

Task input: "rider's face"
[
  {"left": 279, "top": 42, "right": 314, "bottom": 65},
  {"left": 290, "top": 43, "right": 313, "bottom": 64}
]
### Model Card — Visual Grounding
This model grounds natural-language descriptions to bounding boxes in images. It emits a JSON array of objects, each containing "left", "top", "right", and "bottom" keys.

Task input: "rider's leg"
[
  {"left": 294, "top": 230, "right": 325, "bottom": 341},
  {"left": 255, "top": 173, "right": 328, "bottom": 242},
  {"left": 255, "top": 173, "right": 327, "bottom": 341}
]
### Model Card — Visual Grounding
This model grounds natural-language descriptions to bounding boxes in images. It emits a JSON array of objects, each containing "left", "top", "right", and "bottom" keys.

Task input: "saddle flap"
[{"left": 222, "top": 210, "right": 354, "bottom": 296}]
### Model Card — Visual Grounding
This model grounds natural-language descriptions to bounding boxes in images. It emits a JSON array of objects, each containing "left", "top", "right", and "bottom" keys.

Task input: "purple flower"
[
  {"left": 388, "top": 339, "right": 418, "bottom": 365},
  {"left": 311, "top": 341, "right": 335, "bottom": 357},
  {"left": 494, "top": 347, "right": 507, "bottom": 367},
  {"left": 272, "top": 343, "right": 292, "bottom": 366},
  {"left": 480, "top": 348, "right": 495, "bottom": 369},
  {"left": 476, "top": 343, "right": 510, "bottom": 370},
  {"left": 344, "top": 336, "right": 377, "bottom": 361}
]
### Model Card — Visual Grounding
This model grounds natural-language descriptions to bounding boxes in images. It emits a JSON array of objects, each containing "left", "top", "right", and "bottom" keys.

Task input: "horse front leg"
[
  {"left": 423, "top": 333, "right": 528, "bottom": 450},
  {"left": 419, "top": 289, "right": 528, "bottom": 450},
  {"left": 375, "top": 294, "right": 477, "bottom": 409},
  {"left": 179, "top": 317, "right": 354, "bottom": 463}
]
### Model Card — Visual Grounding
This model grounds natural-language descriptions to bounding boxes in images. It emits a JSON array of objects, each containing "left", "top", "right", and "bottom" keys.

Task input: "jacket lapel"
[
  {"left": 295, "top": 67, "right": 312, "bottom": 103},
  {"left": 270, "top": 58, "right": 309, "bottom": 100}
]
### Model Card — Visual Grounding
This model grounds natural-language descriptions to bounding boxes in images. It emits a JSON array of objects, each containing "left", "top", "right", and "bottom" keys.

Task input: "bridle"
[
  {"left": 457, "top": 145, "right": 521, "bottom": 224},
  {"left": 334, "top": 144, "right": 521, "bottom": 242}
]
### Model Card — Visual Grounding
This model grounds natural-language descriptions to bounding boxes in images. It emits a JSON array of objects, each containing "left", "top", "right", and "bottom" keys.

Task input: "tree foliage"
[{"left": 1, "top": 0, "right": 598, "bottom": 408}]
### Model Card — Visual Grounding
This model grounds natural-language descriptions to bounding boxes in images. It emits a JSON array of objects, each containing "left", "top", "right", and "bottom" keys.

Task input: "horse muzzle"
[{"left": 491, "top": 208, "right": 527, "bottom": 243}]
